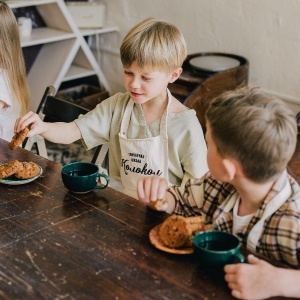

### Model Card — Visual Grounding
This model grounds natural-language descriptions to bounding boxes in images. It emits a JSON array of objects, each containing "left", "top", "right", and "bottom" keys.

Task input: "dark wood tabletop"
[{"left": 0, "top": 138, "right": 292, "bottom": 300}]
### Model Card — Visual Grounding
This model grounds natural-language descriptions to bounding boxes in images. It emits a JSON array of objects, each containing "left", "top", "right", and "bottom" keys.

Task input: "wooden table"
[{"left": 0, "top": 138, "right": 290, "bottom": 300}]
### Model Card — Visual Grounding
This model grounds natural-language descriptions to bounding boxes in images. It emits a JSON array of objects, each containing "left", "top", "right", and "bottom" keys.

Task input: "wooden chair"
[
  {"left": 23, "top": 86, "right": 108, "bottom": 167},
  {"left": 23, "top": 85, "right": 56, "bottom": 157}
]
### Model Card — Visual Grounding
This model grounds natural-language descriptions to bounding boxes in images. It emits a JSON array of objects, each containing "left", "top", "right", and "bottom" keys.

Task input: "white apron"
[{"left": 118, "top": 90, "right": 171, "bottom": 199}]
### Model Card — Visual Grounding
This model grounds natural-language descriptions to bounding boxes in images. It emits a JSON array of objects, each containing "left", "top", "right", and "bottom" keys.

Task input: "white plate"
[
  {"left": 189, "top": 55, "right": 240, "bottom": 72},
  {"left": 0, "top": 165, "right": 43, "bottom": 185}
]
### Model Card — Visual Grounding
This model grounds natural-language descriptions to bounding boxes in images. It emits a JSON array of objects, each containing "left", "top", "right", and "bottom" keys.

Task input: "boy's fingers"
[
  {"left": 137, "top": 178, "right": 146, "bottom": 201},
  {"left": 231, "top": 290, "right": 242, "bottom": 299},
  {"left": 224, "top": 263, "right": 236, "bottom": 273},
  {"left": 150, "top": 177, "right": 160, "bottom": 201},
  {"left": 137, "top": 176, "right": 153, "bottom": 203},
  {"left": 247, "top": 254, "right": 259, "bottom": 264},
  {"left": 157, "top": 183, "right": 167, "bottom": 200}
]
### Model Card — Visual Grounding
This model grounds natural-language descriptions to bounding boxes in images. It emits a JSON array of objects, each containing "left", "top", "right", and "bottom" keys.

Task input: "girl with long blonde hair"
[{"left": 0, "top": 1, "right": 30, "bottom": 141}]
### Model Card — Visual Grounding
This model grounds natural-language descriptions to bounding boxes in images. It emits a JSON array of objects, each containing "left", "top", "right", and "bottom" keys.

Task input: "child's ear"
[
  {"left": 222, "top": 158, "right": 237, "bottom": 181},
  {"left": 169, "top": 67, "right": 182, "bottom": 83}
]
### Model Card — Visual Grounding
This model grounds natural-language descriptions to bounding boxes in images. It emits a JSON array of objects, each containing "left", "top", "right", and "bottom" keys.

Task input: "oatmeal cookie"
[
  {"left": 0, "top": 160, "right": 22, "bottom": 179},
  {"left": 159, "top": 215, "right": 209, "bottom": 248},
  {"left": 14, "top": 161, "right": 40, "bottom": 179},
  {"left": 148, "top": 198, "right": 168, "bottom": 210},
  {"left": 9, "top": 127, "right": 29, "bottom": 150}
]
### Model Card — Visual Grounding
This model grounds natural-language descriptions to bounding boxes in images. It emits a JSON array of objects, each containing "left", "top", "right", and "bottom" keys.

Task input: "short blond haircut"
[
  {"left": 120, "top": 17, "right": 187, "bottom": 73},
  {"left": 206, "top": 85, "right": 297, "bottom": 182}
]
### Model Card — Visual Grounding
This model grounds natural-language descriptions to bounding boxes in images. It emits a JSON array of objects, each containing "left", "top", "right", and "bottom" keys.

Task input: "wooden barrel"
[{"left": 182, "top": 52, "right": 249, "bottom": 132}]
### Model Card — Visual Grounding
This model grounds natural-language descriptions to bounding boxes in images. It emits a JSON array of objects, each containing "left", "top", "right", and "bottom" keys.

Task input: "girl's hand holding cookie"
[
  {"left": 8, "top": 126, "right": 29, "bottom": 150},
  {"left": 14, "top": 111, "right": 46, "bottom": 138}
]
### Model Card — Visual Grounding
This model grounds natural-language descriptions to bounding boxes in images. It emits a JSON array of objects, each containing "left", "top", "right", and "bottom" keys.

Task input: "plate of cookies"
[
  {"left": 149, "top": 224, "right": 194, "bottom": 254},
  {"left": 149, "top": 215, "right": 212, "bottom": 254},
  {"left": 0, "top": 159, "right": 43, "bottom": 185}
]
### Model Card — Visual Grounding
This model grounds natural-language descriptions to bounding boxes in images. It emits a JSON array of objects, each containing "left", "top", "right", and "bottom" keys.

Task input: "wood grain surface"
[{"left": 0, "top": 138, "right": 291, "bottom": 300}]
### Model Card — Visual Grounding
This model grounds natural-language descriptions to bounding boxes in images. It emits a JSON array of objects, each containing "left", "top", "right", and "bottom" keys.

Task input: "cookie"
[
  {"left": 9, "top": 127, "right": 29, "bottom": 150},
  {"left": 159, "top": 215, "right": 189, "bottom": 248},
  {"left": 148, "top": 198, "right": 168, "bottom": 211},
  {"left": 0, "top": 160, "right": 22, "bottom": 179},
  {"left": 159, "top": 215, "right": 208, "bottom": 248},
  {"left": 14, "top": 161, "right": 40, "bottom": 179}
]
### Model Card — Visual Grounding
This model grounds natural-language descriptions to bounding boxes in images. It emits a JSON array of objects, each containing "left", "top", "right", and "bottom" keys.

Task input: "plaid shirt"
[{"left": 169, "top": 170, "right": 300, "bottom": 268}]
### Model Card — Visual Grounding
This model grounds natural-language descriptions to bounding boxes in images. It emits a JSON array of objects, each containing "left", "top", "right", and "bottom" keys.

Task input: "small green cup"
[
  {"left": 193, "top": 230, "right": 245, "bottom": 270},
  {"left": 61, "top": 162, "right": 110, "bottom": 193}
]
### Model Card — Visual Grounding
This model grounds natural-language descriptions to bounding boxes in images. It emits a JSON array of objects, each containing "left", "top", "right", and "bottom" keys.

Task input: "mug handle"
[
  {"left": 232, "top": 252, "right": 245, "bottom": 263},
  {"left": 95, "top": 173, "right": 110, "bottom": 189}
]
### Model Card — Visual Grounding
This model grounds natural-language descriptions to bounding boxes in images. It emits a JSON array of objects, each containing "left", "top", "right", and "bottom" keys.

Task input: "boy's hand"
[
  {"left": 224, "top": 254, "right": 278, "bottom": 299},
  {"left": 14, "top": 111, "right": 46, "bottom": 137},
  {"left": 137, "top": 175, "right": 169, "bottom": 211}
]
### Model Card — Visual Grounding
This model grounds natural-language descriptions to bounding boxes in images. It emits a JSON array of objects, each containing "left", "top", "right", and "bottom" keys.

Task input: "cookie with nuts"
[
  {"left": 14, "top": 161, "right": 40, "bottom": 179},
  {"left": 9, "top": 127, "right": 29, "bottom": 150},
  {"left": 159, "top": 215, "right": 211, "bottom": 248},
  {"left": 0, "top": 160, "right": 22, "bottom": 179},
  {"left": 148, "top": 198, "right": 168, "bottom": 210}
]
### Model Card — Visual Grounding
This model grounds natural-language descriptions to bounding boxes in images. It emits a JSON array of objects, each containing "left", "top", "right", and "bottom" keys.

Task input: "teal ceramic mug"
[
  {"left": 193, "top": 230, "right": 245, "bottom": 270},
  {"left": 61, "top": 162, "right": 110, "bottom": 193}
]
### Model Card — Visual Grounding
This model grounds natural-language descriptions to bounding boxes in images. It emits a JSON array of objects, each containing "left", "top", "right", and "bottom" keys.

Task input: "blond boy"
[{"left": 15, "top": 18, "right": 208, "bottom": 198}]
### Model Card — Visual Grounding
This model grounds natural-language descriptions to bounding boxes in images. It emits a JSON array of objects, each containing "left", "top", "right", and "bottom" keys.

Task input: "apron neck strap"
[{"left": 121, "top": 89, "right": 172, "bottom": 137}]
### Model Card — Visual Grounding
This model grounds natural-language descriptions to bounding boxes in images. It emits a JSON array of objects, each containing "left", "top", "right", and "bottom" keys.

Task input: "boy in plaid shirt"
[{"left": 137, "top": 85, "right": 300, "bottom": 299}]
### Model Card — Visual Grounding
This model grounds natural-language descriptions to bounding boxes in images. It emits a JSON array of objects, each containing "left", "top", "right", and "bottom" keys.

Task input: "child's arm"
[
  {"left": 224, "top": 254, "right": 300, "bottom": 299},
  {"left": 14, "top": 111, "right": 81, "bottom": 144},
  {"left": 137, "top": 175, "right": 207, "bottom": 215},
  {"left": 137, "top": 175, "right": 176, "bottom": 213}
]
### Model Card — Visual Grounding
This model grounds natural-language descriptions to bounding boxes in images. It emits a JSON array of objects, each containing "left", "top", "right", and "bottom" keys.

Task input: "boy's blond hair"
[
  {"left": 0, "top": 1, "right": 30, "bottom": 115},
  {"left": 120, "top": 17, "right": 187, "bottom": 73},
  {"left": 206, "top": 85, "right": 297, "bottom": 182}
]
